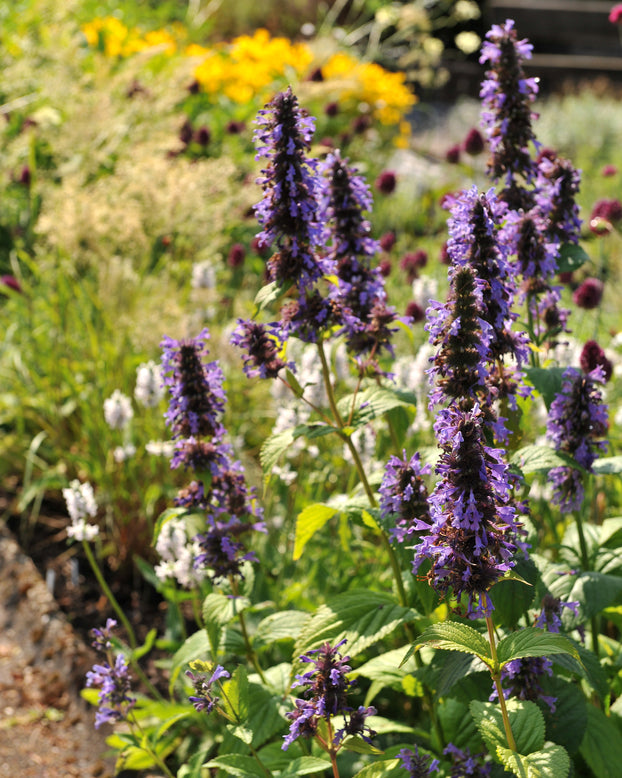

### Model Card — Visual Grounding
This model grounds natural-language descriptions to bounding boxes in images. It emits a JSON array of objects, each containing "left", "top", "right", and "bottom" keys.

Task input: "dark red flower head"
[
  {"left": 580, "top": 340, "right": 613, "bottom": 382},
  {"left": 573, "top": 277, "right": 604, "bottom": 309},
  {"left": 227, "top": 243, "right": 246, "bottom": 268},
  {"left": 463, "top": 128, "right": 485, "bottom": 155},
  {"left": 375, "top": 170, "right": 397, "bottom": 194},
  {"left": 445, "top": 144, "right": 461, "bottom": 164}
]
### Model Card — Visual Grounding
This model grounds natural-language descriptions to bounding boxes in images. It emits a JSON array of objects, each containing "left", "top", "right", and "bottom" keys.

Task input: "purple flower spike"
[
  {"left": 413, "top": 403, "right": 522, "bottom": 619},
  {"left": 398, "top": 745, "right": 440, "bottom": 776},
  {"left": 161, "top": 328, "right": 226, "bottom": 445},
  {"left": 379, "top": 451, "right": 432, "bottom": 543},
  {"left": 546, "top": 366, "right": 608, "bottom": 511},
  {"left": 490, "top": 656, "right": 556, "bottom": 713},
  {"left": 186, "top": 663, "right": 230, "bottom": 713},
  {"left": 86, "top": 651, "right": 135, "bottom": 729},
  {"left": 479, "top": 19, "right": 539, "bottom": 200},
  {"left": 444, "top": 743, "right": 492, "bottom": 776},
  {"left": 230, "top": 319, "right": 290, "bottom": 379},
  {"left": 319, "top": 150, "right": 397, "bottom": 367},
  {"left": 254, "top": 87, "right": 325, "bottom": 291}
]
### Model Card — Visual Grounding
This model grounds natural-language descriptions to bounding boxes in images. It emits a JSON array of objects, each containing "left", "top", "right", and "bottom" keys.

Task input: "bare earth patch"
[{"left": 0, "top": 523, "right": 116, "bottom": 778}]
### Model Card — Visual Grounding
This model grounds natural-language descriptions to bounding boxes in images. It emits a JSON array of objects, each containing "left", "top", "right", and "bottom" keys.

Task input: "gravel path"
[{"left": 0, "top": 524, "right": 115, "bottom": 777}]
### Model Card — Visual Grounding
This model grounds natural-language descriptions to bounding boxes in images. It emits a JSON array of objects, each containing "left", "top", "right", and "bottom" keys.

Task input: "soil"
[{"left": 0, "top": 495, "right": 168, "bottom": 778}]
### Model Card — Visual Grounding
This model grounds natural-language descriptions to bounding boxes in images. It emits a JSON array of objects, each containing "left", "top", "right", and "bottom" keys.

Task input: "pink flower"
[
  {"left": 601, "top": 164, "right": 618, "bottom": 177},
  {"left": 609, "top": 4, "right": 622, "bottom": 23}
]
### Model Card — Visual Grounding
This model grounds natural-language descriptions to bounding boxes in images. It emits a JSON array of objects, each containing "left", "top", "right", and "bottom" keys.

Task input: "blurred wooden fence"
[{"left": 445, "top": 0, "right": 622, "bottom": 95}]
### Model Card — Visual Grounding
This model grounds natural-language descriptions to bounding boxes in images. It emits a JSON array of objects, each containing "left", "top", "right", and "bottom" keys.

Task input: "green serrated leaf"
[
  {"left": 336, "top": 386, "right": 417, "bottom": 430},
  {"left": 470, "top": 699, "right": 507, "bottom": 754},
  {"left": 294, "top": 590, "right": 417, "bottom": 660},
  {"left": 510, "top": 445, "right": 583, "bottom": 475},
  {"left": 496, "top": 628, "right": 579, "bottom": 665},
  {"left": 253, "top": 610, "right": 309, "bottom": 649},
  {"left": 413, "top": 621, "right": 491, "bottom": 664},
  {"left": 254, "top": 280, "right": 283, "bottom": 312},
  {"left": 556, "top": 242, "right": 589, "bottom": 274},
  {"left": 552, "top": 641, "right": 608, "bottom": 700},
  {"left": 546, "top": 569, "right": 622, "bottom": 621},
  {"left": 221, "top": 665, "right": 249, "bottom": 724},
  {"left": 489, "top": 557, "right": 538, "bottom": 629},
  {"left": 285, "top": 368, "right": 304, "bottom": 398},
  {"left": 351, "top": 759, "right": 401, "bottom": 778},
  {"left": 169, "top": 630, "right": 211, "bottom": 696},
  {"left": 540, "top": 676, "right": 587, "bottom": 754},
  {"left": 293, "top": 421, "right": 336, "bottom": 440},
  {"left": 260, "top": 429, "right": 295, "bottom": 474},
  {"left": 279, "top": 756, "right": 334, "bottom": 777},
  {"left": 497, "top": 742, "right": 570, "bottom": 778},
  {"left": 293, "top": 503, "right": 338, "bottom": 560},
  {"left": 592, "top": 456, "right": 622, "bottom": 475},
  {"left": 598, "top": 516, "right": 622, "bottom": 547},
  {"left": 203, "top": 593, "right": 250, "bottom": 627},
  {"left": 339, "top": 734, "right": 384, "bottom": 755},
  {"left": 523, "top": 367, "right": 567, "bottom": 410},
  {"left": 205, "top": 754, "right": 264, "bottom": 777},
  {"left": 579, "top": 705, "right": 622, "bottom": 778}
]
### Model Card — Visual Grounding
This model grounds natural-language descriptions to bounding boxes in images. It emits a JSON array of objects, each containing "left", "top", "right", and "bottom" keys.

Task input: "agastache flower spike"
[
  {"left": 86, "top": 621, "right": 135, "bottom": 729},
  {"left": 397, "top": 745, "right": 440, "bottom": 776},
  {"left": 230, "top": 319, "right": 289, "bottom": 379},
  {"left": 413, "top": 403, "right": 521, "bottom": 619},
  {"left": 283, "top": 640, "right": 376, "bottom": 751},
  {"left": 161, "top": 328, "right": 226, "bottom": 445},
  {"left": 446, "top": 186, "right": 530, "bottom": 407},
  {"left": 479, "top": 19, "right": 539, "bottom": 200},
  {"left": 546, "top": 366, "right": 608, "bottom": 511},
  {"left": 319, "top": 150, "right": 397, "bottom": 367},
  {"left": 254, "top": 86, "right": 326, "bottom": 291},
  {"left": 379, "top": 451, "right": 432, "bottom": 543},
  {"left": 426, "top": 264, "right": 494, "bottom": 411},
  {"left": 186, "top": 662, "right": 230, "bottom": 713}
]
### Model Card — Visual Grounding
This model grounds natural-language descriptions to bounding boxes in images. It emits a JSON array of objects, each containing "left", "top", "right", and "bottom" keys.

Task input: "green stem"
[
  {"left": 486, "top": 616, "right": 517, "bottom": 752},
  {"left": 128, "top": 714, "right": 176, "bottom": 778},
  {"left": 326, "top": 718, "right": 340, "bottom": 778},
  {"left": 82, "top": 539, "right": 136, "bottom": 649},
  {"left": 230, "top": 577, "right": 268, "bottom": 684},
  {"left": 316, "top": 340, "right": 444, "bottom": 748},
  {"left": 573, "top": 507, "right": 600, "bottom": 656},
  {"left": 82, "top": 540, "right": 164, "bottom": 700}
]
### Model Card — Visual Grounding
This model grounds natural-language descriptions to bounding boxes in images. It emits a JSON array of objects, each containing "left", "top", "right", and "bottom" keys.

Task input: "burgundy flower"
[
  {"left": 445, "top": 144, "right": 461, "bottom": 164},
  {"left": 463, "top": 128, "right": 485, "bottom": 155},
  {"left": 1, "top": 275, "right": 22, "bottom": 293},
  {"left": 591, "top": 198, "right": 622, "bottom": 225},
  {"left": 379, "top": 258, "right": 392, "bottom": 277},
  {"left": 405, "top": 300, "right": 425, "bottom": 323},
  {"left": 601, "top": 164, "right": 617, "bottom": 177},
  {"left": 324, "top": 101, "right": 339, "bottom": 117},
  {"left": 379, "top": 231, "right": 396, "bottom": 252},
  {"left": 400, "top": 250, "right": 427, "bottom": 281},
  {"left": 439, "top": 241, "right": 450, "bottom": 265},
  {"left": 226, "top": 120, "right": 245, "bottom": 134},
  {"left": 375, "top": 170, "right": 396, "bottom": 194},
  {"left": 573, "top": 277, "right": 604, "bottom": 309},
  {"left": 194, "top": 125, "right": 211, "bottom": 146},
  {"left": 580, "top": 340, "right": 613, "bottom": 382},
  {"left": 352, "top": 114, "right": 371, "bottom": 134},
  {"left": 227, "top": 243, "right": 246, "bottom": 268}
]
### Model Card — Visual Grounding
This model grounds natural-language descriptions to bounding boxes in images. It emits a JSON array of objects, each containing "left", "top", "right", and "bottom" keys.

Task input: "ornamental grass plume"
[
  {"left": 545, "top": 366, "right": 608, "bottom": 511},
  {"left": 412, "top": 403, "right": 521, "bottom": 619}
]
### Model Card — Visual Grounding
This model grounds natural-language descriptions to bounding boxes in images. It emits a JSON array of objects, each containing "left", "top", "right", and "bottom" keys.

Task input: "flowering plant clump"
[{"left": 9, "top": 6, "right": 618, "bottom": 777}]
